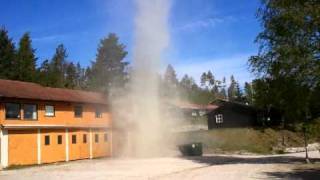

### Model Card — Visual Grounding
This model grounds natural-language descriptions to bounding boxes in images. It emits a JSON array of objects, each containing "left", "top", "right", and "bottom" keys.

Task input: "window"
[
  {"left": 45, "top": 105, "right": 55, "bottom": 117},
  {"left": 57, "top": 135, "right": 62, "bottom": 145},
  {"left": 5, "top": 103, "right": 21, "bottom": 119},
  {"left": 74, "top": 106, "right": 83, "bottom": 117},
  {"left": 23, "top": 104, "right": 37, "bottom": 120},
  {"left": 104, "top": 133, "right": 108, "bottom": 142},
  {"left": 199, "top": 110, "right": 206, "bottom": 116},
  {"left": 95, "top": 134, "right": 99, "bottom": 143},
  {"left": 83, "top": 134, "right": 87, "bottom": 143},
  {"left": 72, "top": 135, "right": 77, "bottom": 144},
  {"left": 45, "top": 135, "right": 50, "bottom": 145},
  {"left": 191, "top": 111, "right": 197, "bottom": 117},
  {"left": 215, "top": 114, "right": 223, "bottom": 124},
  {"left": 95, "top": 108, "right": 102, "bottom": 118}
]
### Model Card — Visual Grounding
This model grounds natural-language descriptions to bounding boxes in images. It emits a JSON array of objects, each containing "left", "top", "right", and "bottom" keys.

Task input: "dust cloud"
[{"left": 112, "top": 0, "right": 178, "bottom": 157}]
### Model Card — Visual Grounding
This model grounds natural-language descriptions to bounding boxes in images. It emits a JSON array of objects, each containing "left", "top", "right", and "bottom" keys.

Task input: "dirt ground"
[{"left": 1, "top": 151, "right": 320, "bottom": 180}]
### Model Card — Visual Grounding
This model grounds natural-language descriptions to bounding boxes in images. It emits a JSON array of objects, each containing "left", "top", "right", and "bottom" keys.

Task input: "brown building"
[
  {"left": 207, "top": 99, "right": 257, "bottom": 129},
  {"left": 0, "top": 79, "right": 112, "bottom": 168}
]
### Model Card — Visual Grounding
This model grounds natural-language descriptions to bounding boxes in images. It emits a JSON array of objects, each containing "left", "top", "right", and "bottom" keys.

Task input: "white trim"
[
  {"left": 0, "top": 128, "right": 8, "bottom": 168},
  {"left": 215, "top": 114, "right": 224, "bottom": 124},
  {"left": 89, "top": 128, "right": 93, "bottom": 159},
  {"left": 37, "top": 129, "right": 41, "bottom": 164},
  {"left": 110, "top": 129, "right": 113, "bottom": 157},
  {"left": 65, "top": 128, "right": 69, "bottom": 162},
  {"left": 2, "top": 124, "right": 109, "bottom": 129}
]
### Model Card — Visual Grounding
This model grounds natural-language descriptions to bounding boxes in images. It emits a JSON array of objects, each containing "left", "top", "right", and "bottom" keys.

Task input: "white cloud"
[
  {"left": 173, "top": 54, "right": 255, "bottom": 86},
  {"left": 33, "top": 35, "right": 65, "bottom": 43},
  {"left": 178, "top": 16, "right": 235, "bottom": 31}
]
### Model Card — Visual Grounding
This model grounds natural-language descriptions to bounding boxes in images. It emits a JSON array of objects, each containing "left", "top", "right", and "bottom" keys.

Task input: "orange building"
[{"left": 0, "top": 79, "right": 112, "bottom": 168}]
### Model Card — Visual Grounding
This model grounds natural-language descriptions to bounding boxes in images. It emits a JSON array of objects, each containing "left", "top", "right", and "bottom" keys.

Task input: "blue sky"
[{"left": 1, "top": 0, "right": 261, "bottom": 85}]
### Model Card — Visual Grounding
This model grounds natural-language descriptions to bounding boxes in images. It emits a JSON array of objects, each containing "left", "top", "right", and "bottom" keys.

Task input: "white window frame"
[
  {"left": 215, "top": 114, "right": 223, "bottom": 124},
  {"left": 191, "top": 111, "right": 197, "bottom": 117},
  {"left": 45, "top": 105, "right": 55, "bottom": 117},
  {"left": 199, "top": 110, "right": 206, "bottom": 116}
]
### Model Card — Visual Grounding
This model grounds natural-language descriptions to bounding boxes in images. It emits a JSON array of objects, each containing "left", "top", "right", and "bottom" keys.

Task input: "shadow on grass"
[
  {"left": 183, "top": 155, "right": 320, "bottom": 166},
  {"left": 264, "top": 168, "right": 320, "bottom": 180}
]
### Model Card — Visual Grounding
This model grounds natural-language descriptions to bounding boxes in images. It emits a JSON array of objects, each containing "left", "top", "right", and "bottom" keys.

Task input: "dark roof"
[
  {"left": 210, "top": 99, "right": 256, "bottom": 111},
  {"left": 168, "top": 101, "right": 218, "bottom": 110},
  {"left": 0, "top": 79, "right": 107, "bottom": 105}
]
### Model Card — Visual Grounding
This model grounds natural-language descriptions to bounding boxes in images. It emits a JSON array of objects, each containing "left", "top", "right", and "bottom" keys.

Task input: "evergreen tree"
[
  {"left": 219, "top": 77, "right": 227, "bottom": 100},
  {"left": 49, "top": 44, "right": 68, "bottom": 87},
  {"left": 180, "top": 74, "right": 197, "bottom": 91},
  {"left": 164, "top": 64, "right": 178, "bottom": 86},
  {"left": 65, "top": 62, "right": 77, "bottom": 89},
  {"left": 228, "top": 75, "right": 237, "bottom": 101},
  {"left": 244, "top": 82, "right": 254, "bottom": 105},
  {"left": 88, "top": 33, "right": 128, "bottom": 94},
  {"left": 228, "top": 75, "right": 242, "bottom": 102},
  {"left": 179, "top": 74, "right": 214, "bottom": 104},
  {"left": 206, "top": 70, "right": 215, "bottom": 89},
  {"left": 37, "top": 59, "right": 50, "bottom": 86},
  {"left": 235, "top": 82, "right": 242, "bottom": 101},
  {"left": 200, "top": 72, "right": 207, "bottom": 88},
  {"left": 0, "top": 27, "right": 16, "bottom": 79},
  {"left": 16, "top": 32, "right": 37, "bottom": 82},
  {"left": 75, "top": 62, "right": 87, "bottom": 89},
  {"left": 163, "top": 64, "right": 179, "bottom": 97}
]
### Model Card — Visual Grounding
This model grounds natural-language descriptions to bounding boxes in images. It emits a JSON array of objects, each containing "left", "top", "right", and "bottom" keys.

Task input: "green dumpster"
[{"left": 178, "top": 142, "right": 203, "bottom": 156}]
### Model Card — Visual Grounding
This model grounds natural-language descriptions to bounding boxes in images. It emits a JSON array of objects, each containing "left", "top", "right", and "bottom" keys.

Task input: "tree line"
[
  {"left": 162, "top": 64, "right": 253, "bottom": 105},
  {"left": 0, "top": 26, "right": 253, "bottom": 105},
  {"left": 0, "top": 27, "right": 128, "bottom": 94}
]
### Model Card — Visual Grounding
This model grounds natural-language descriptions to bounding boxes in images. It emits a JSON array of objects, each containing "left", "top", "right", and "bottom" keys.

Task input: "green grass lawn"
[{"left": 176, "top": 128, "right": 309, "bottom": 154}]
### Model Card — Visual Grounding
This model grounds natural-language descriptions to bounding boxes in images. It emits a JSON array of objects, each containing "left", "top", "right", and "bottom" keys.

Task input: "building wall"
[
  {"left": 8, "top": 130, "right": 38, "bottom": 166},
  {"left": 4, "top": 128, "right": 110, "bottom": 167},
  {"left": 41, "top": 129, "right": 66, "bottom": 164},
  {"left": 208, "top": 106, "right": 256, "bottom": 129},
  {"left": 92, "top": 129, "right": 110, "bottom": 158},
  {"left": 69, "top": 129, "right": 90, "bottom": 160},
  {"left": 0, "top": 99, "right": 112, "bottom": 128},
  {"left": 0, "top": 98, "right": 112, "bottom": 167}
]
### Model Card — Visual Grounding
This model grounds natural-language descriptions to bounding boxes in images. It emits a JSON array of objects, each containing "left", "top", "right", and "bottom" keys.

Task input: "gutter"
[{"left": 1, "top": 124, "right": 110, "bottom": 130}]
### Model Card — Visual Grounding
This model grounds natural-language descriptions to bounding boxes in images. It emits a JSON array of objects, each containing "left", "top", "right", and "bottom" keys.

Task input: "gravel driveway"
[{"left": 1, "top": 151, "right": 320, "bottom": 180}]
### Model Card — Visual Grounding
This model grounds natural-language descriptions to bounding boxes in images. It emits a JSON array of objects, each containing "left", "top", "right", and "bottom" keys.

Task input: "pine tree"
[
  {"left": 88, "top": 33, "right": 128, "bottom": 94},
  {"left": 49, "top": 44, "right": 68, "bottom": 87},
  {"left": 65, "top": 62, "right": 77, "bottom": 89},
  {"left": 37, "top": 59, "right": 50, "bottom": 86},
  {"left": 220, "top": 77, "right": 227, "bottom": 100},
  {"left": 0, "top": 27, "right": 16, "bottom": 79},
  {"left": 163, "top": 64, "right": 179, "bottom": 97},
  {"left": 207, "top": 71, "right": 215, "bottom": 89},
  {"left": 200, "top": 72, "right": 207, "bottom": 88},
  {"left": 164, "top": 64, "right": 178, "bottom": 86},
  {"left": 228, "top": 75, "right": 242, "bottom": 102},
  {"left": 16, "top": 32, "right": 37, "bottom": 82},
  {"left": 235, "top": 82, "right": 243, "bottom": 102},
  {"left": 244, "top": 82, "right": 254, "bottom": 105},
  {"left": 180, "top": 74, "right": 196, "bottom": 91},
  {"left": 75, "top": 62, "right": 87, "bottom": 89}
]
